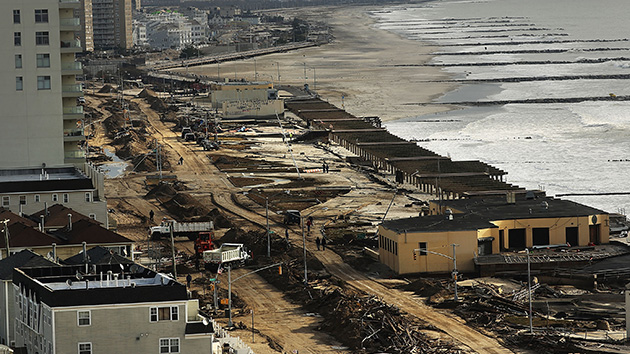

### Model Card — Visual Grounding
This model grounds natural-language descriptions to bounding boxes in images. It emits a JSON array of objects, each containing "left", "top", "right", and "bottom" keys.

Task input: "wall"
[{"left": 53, "top": 300, "right": 210, "bottom": 354}]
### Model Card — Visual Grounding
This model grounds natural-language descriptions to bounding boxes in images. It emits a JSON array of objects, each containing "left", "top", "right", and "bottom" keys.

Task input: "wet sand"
[{"left": 185, "top": 5, "right": 457, "bottom": 122}]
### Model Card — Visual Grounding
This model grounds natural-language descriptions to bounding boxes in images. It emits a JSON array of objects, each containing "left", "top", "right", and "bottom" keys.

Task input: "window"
[
  {"left": 16, "top": 77, "right": 23, "bottom": 91},
  {"left": 1, "top": 196, "right": 9, "bottom": 207},
  {"left": 418, "top": 242, "right": 428, "bottom": 256},
  {"left": 52, "top": 194, "right": 58, "bottom": 202},
  {"left": 77, "top": 311, "right": 90, "bottom": 326},
  {"left": 15, "top": 54, "right": 22, "bottom": 68},
  {"left": 19, "top": 196, "right": 26, "bottom": 205},
  {"left": 37, "top": 76, "right": 51, "bottom": 90},
  {"left": 35, "top": 9, "right": 48, "bottom": 23},
  {"left": 36, "top": 31, "right": 49, "bottom": 45},
  {"left": 14, "top": 32, "right": 21, "bottom": 46},
  {"left": 36, "top": 54, "right": 50, "bottom": 68},
  {"left": 78, "top": 342, "right": 92, "bottom": 354},
  {"left": 85, "top": 192, "right": 92, "bottom": 202},
  {"left": 150, "top": 306, "right": 179, "bottom": 322},
  {"left": 63, "top": 193, "right": 69, "bottom": 203},
  {"left": 159, "top": 338, "right": 179, "bottom": 353},
  {"left": 34, "top": 195, "right": 40, "bottom": 203},
  {"left": 13, "top": 10, "right": 20, "bottom": 24}
]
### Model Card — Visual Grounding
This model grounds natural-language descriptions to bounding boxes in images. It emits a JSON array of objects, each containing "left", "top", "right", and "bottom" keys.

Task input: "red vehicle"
[{"left": 194, "top": 231, "right": 214, "bottom": 256}]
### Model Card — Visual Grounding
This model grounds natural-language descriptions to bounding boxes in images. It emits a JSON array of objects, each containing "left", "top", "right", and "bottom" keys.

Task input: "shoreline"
[{"left": 185, "top": 4, "right": 458, "bottom": 123}]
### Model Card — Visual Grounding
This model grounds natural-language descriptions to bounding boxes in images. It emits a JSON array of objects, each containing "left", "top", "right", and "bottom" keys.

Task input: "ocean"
[{"left": 371, "top": 0, "right": 630, "bottom": 214}]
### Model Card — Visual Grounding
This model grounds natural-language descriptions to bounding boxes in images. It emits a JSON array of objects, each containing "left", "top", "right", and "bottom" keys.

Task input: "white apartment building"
[{"left": 0, "top": 0, "right": 85, "bottom": 169}]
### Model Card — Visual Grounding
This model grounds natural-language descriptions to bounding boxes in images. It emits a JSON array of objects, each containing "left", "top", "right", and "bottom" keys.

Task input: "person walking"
[
  {"left": 179, "top": 156, "right": 184, "bottom": 165},
  {"left": 149, "top": 209, "right": 154, "bottom": 222},
  {"left": 306, "top": 219, "right": 312, "bottom": 233},
  {"left": 186, "top": 274, "right": 192, "bottom": 288},
  {"left": 321, "top": 237, "right": 327, "bottom": 250},
  {"left": 315, "top": 237, "right": 321, "bottom": 250},
  {"left": 285, "top": 228, "right": 290, "bottom": 243}
]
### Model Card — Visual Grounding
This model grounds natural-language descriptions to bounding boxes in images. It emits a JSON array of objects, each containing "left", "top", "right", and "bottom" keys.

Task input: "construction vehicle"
[
  {"left": 150, "top": 220, "right": 214, "bottom": 240},
  {"left": 202, "top": 243, "right": 251, "bottom": 271},
  {"left": 283, "top": 210, "right": 301, "bottom": 225},
  {"left": 194, "top": 231, "right": 215, "bottom": 256}
]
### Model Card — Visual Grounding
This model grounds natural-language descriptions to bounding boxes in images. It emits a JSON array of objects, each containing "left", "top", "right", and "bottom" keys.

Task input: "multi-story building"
[
  {"left": 12, "top": 263, "right": 212, "bottom": 354},
  {"left": 0, "top": 0, "right": 85, "bottom": 168},
  {"left": 79, "top": 0, "right": 94, "bottom": 52},
  {"left": 92, "top": 0, "right": 132, "bottom": 50}
]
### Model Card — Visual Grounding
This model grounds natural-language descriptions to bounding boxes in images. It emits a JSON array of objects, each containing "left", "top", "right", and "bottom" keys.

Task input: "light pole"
[{"left": 414, "top": 244, "right": 459, "bottom": 301}]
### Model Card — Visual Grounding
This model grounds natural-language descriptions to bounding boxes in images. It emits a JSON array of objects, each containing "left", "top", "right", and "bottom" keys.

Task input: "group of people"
[
  {"left": 315, "top": 236, "right": 327, "bottom": 251},
  {"left": 321, "top": 162, "right": 330, "bottom": 173}
]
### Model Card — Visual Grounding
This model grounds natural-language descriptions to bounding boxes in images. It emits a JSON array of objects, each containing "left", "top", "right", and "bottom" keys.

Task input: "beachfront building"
[
  {"left": 0, "top": 0, "right": 85, "bottom": 168},
  {"left": 379, "top": 195, "right": 610, "bottom": 275},
  {"left": 11, "top": 263, "right": 212, "bottom": 354}
]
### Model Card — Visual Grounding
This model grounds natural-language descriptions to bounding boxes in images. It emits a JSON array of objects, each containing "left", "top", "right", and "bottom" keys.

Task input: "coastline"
[{"left": 187, "top": 4, "right": 458, "bottom": 123}]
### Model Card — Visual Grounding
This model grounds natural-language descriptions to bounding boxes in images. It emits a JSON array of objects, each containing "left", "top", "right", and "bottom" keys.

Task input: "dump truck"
[
  {"left": 150, "top": 220, "right": 214, "bottom": 240},
  {"left": 202, "top": 243, "right": 250, "bottom": 271}
]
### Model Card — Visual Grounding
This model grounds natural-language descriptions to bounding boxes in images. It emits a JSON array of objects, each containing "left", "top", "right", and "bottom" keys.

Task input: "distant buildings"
[{"left": 91, "top": 0, "right": 133, "bottom": 50}]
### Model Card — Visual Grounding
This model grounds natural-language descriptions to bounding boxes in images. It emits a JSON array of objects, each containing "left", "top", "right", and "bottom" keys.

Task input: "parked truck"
[
  {"left": 202, "top": 243, "right": 250, "bottom": 271},
  {"left": 194, "top": 231, "right": 215, "bottom": 256},
  {"left": 150, "top": 220, "right": 214, "bottom": 240}
]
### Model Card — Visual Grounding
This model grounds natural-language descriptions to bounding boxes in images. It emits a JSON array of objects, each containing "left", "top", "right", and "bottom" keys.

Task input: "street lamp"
[{"left": 298, "top": 207, "right": 328, "bottom": 285}]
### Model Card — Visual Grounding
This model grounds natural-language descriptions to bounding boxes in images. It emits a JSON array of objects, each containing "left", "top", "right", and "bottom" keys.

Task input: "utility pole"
[
  {"left": 527, "top": 248, "right": 533, "bottom": 333},
  {"left": 452, "top": 243, "right": 458, "bottom": 301},
  {"left": 265, "top": 197, "right": 270, "bottom": 257},
  {"left": 170, "top": 221, "right": 177, "bottom": 279}
]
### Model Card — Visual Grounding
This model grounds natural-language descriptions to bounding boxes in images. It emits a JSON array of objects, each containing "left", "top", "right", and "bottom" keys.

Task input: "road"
[{"left": 99, "top": 92, "right": 513, "bottom": 353}]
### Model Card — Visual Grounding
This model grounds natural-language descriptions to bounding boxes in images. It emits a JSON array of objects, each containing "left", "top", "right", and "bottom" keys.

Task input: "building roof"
[
  {"left": 0, "top": 249, "right": 56, "bottom": 280},
  {"left": 438, "top": 196, "right": 607, "bottom": 220},
  {"left": 31, "top": 204, "right": 100, "bottom": 228},
  {"left": 0, "top": 208, "right": 38, "bottom": 227},
  {"left": 61, "top": 219, "right": 132, "bottom": 245},
  {"left": 0, "top": 167, "right": 93, "bottom": 194},
  {"left": 381, "top": 213, "right": 497, "bottom": 233},
  {"left": 0, "top": 222, "right": 60, "bottom": 248},
  {"left": 13, "top": 263, "right": 187, "bottom": 307},
  {"left": 63, "top": 246, "right": 133, "bottom": 266}
]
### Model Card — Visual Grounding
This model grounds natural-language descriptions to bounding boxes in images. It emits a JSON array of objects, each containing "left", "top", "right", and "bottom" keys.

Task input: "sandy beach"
[{"left": 184, "top": 5, "right": 456, "bottom": 123}]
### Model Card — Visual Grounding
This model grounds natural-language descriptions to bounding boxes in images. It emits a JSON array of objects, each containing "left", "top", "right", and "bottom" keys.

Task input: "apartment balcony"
[
  {"left": 63, "top": 128, "right": 85, "bottom": 142},
  {"left": 60, "top": 18, "right": 81, "bottom": 31},
  {"left": 61, "top": 62, "right": 83, "bottom": 76},
  {"left": 64, "top": 150, "right": 86, "bottom": 162},
  {"left": 60, "top": 40, "right": 82, "bottom": 53},
  {"left": 62, "top": 84, "right": 83, "bottom": 97},
  {"left": 58, "top": 0, "right": 81, "bottom": 9},
  {"left": 63, "top": 105, "right": 84, "bottom": 119}
]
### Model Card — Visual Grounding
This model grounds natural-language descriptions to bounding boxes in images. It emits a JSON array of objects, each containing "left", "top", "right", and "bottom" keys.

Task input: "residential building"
[
  {"left": 78, "top": 0, "right": 94, "bottom": 52},
  {"left": 0, "top": 250, "right": 56, "bottom": 347},
  {"left": 0, "top": 0, "right": 85, "bottom": 168},
  {"left": 12, "top": 263, "right": 212, "bottom": 354},
  {"left": 379, "top": 195, "right": 610, "bottom": 274},
  {"left": 0, "top": 206, "right": 133, "bottom": 261},
  {"left": 92, "top": 0, "right": 133, "bottom": 50},
  {"left": 0, "top": 166, "right": 108, "bottom": 228}
]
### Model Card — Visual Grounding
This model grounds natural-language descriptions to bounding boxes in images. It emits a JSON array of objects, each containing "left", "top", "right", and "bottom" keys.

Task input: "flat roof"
[
  {"left": 0, "top": 167, "right": 93, "bottom": 193},
  {"left": 381, "top": 214, "right": 497, "bottom": 233}
]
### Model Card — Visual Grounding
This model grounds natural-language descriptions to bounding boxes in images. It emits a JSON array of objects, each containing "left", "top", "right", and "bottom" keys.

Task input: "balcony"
[
  {"left": 60, "top": 18, "right": 81, "bottom": 31},
  {"left": 63, "top": 105, "right": 83, "bottom": 119},
  {"left": 58, "top": 0, "right": 80, "bottom": 9},
  {"left": 61, "top": 62, "right": 83, "bottom": 75},
  {"left": 62, "top": 84, "right": 83, "bottom": 97},
  {"left": 63, "top": 128, "right": 84, "bottom": 142},
  {"left": 60, "top": 40, "right": 82, "bottom": 53},
  {"left": 64, "top": 150, "right": 86, "bottom": 160}
]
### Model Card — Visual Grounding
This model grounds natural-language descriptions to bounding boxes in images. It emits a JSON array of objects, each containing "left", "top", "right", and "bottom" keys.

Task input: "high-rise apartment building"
[
  {"left": 92, "top": 0, "right": 133, "bottom": 50},
  {"left": 0, "top": 0, "right": 85, "bottom": 168},
  {"left": 79, "top": 0, "right": 94, "bottom": 52}
]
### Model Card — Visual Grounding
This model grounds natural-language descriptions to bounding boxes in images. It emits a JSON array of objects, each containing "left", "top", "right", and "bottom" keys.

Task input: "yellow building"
[{"left": 379, "top": 196, "right": 609, "bottom": 275}]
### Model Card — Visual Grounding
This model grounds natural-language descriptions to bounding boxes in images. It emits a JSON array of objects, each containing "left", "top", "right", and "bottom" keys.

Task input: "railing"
[
  {"left": 60, "top": 40, "right": 81, "bottom": 49},
  {"left": 61, "top": 62, "right": 82, "bottom": 71},
  {"left": 62, "top": 84, "right": 82, "bottom": 93},
  {"left": 63, "top": 106, "right": 83, "bottom": 114},
  {"left": 63, "top": 129, "right": 84, "bottom": 137},
  {"left": 59, "top": 0, "right": 80, "bottom": 3},
  {"left": 59, "top": 18, "right": 80, "bottom": 27},
  {"left": 65, "top": 151, "right": 86, "bottom": 159}
]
